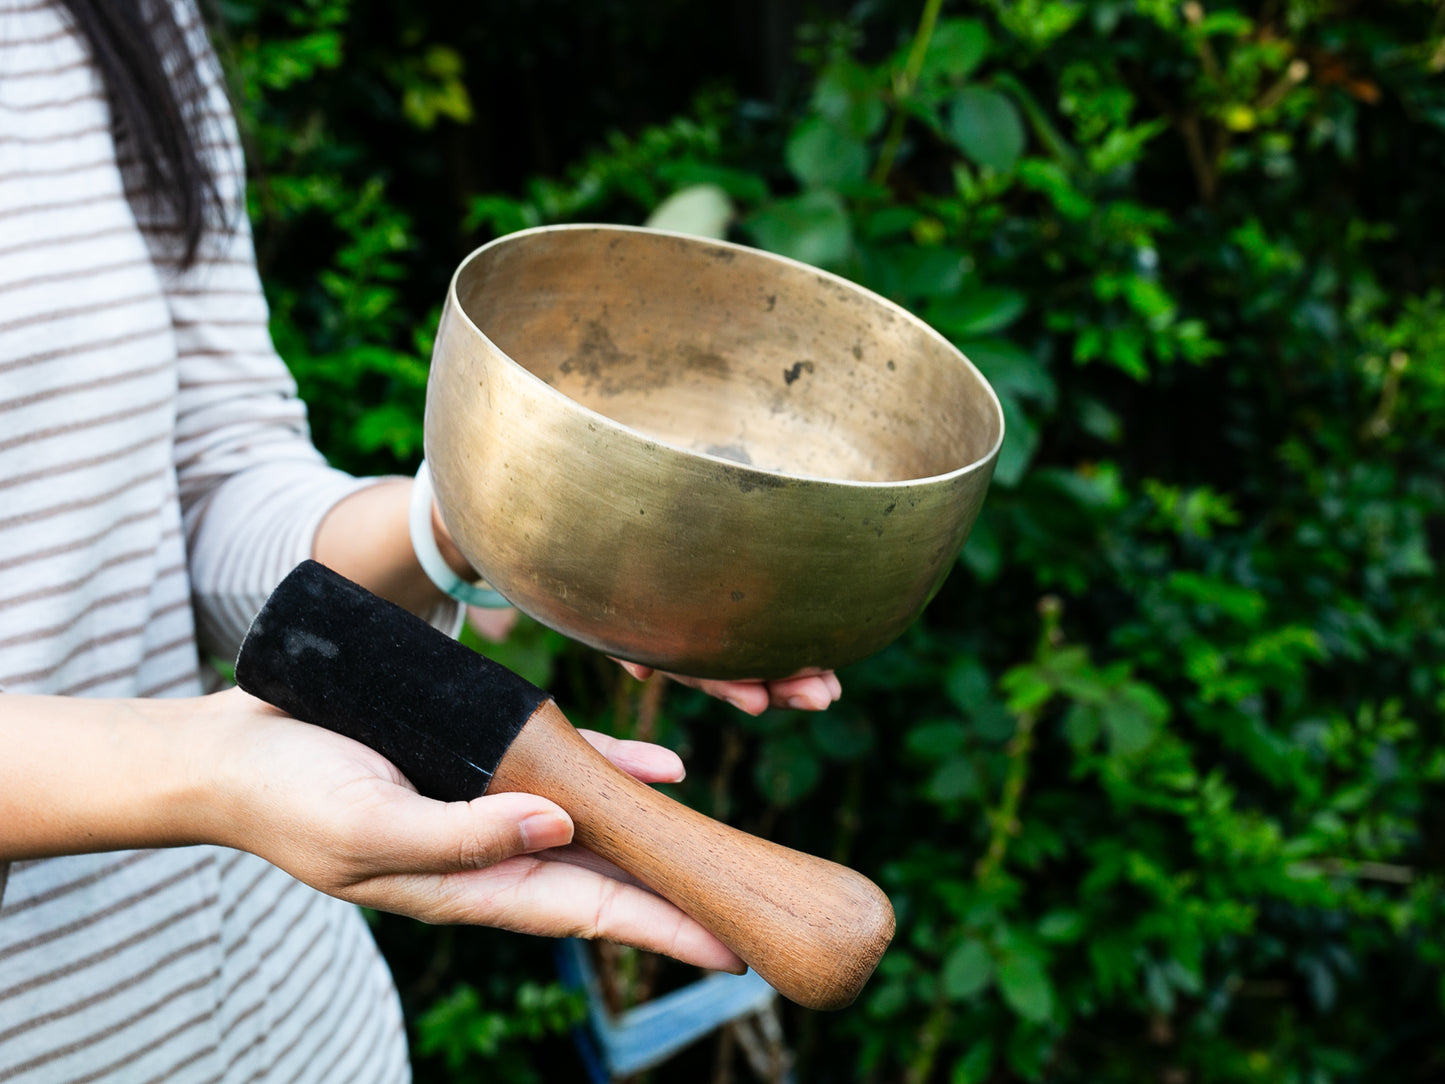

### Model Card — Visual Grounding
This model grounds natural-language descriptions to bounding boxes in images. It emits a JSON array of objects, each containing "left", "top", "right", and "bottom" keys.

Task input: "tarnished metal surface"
[{"left": 425, "top": 225, "right": 1004, "bottom": 679}]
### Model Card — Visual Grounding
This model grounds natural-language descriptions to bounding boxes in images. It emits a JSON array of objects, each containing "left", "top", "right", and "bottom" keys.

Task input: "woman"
[{"left": 0, "top": 1, "right": 840, "bottom": 1079}]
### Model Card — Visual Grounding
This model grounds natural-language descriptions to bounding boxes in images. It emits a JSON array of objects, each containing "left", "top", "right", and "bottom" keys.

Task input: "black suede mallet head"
[
  {"left": 234, "top": 559, "right": 548, "bottom": 802},
  {"left": 234, "top": 560, "right": 895, "bottom": 1011}
]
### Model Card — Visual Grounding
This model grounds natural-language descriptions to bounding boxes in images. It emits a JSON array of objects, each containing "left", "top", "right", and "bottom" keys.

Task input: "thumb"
[{"left": 353, "top": 788, "right": 575, "bottom": 877}]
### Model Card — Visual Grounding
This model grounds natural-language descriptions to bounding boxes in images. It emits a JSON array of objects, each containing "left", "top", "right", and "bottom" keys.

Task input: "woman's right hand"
[{"left": 193, "top": 687, "right": 743, "bottom": 973}]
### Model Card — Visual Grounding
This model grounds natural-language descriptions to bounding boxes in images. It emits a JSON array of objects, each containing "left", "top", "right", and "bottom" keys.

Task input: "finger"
[
  {"left": 613, "top": 659, "right": 654, "bottom": 682},
  {"left": 579, "top": 729, "right": 685, "bottom": 783},
  {"left": 369, "top": 855, "right": 745, "bottom": 973},
  {"left": 536, "top": 842, "right": 654, "bottom": 891},
  {"left": 466, "top": 605, "right": 519, "bottom": 643},
  {"left": 767, "top": 673, "right": 840, "bottom": 711},
  {"left": 348, "top": 787, "right": 574, "bottom": 878},
  {"left": 691, "top": 679, "right": 770, "bottom": 715},
  {"left": 613, "top": 667, "right": 839, "bottom": 715}
]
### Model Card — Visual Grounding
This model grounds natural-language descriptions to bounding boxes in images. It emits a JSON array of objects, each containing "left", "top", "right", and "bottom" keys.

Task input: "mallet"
[{"left": 233, "top": 560, "right": 895, "bottom": 1011}]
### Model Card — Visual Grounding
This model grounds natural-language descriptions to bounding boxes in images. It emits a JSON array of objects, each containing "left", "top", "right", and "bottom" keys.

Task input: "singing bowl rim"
[{"left": 441, "top": 223, "right": 1006, "bottom": 491}]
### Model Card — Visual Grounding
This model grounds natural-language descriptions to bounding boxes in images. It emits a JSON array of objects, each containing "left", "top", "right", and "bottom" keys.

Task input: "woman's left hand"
[{"left": 613, "top": 661, "right": 842, "bottom": 715}]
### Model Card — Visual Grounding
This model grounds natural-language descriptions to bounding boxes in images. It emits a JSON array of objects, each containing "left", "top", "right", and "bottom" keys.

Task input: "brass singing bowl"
[{"left": 424, "top": 224, "right": 1004, "bottom": 679}]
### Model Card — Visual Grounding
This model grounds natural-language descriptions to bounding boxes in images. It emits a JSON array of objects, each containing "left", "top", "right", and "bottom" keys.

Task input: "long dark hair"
[{"left": 58, "top": 0, "right": 223, "bottom": 267}]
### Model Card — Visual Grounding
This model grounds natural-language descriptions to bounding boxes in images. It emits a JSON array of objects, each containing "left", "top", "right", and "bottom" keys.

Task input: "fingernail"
[
  {"left": 519, "top": 812, "right": 571, "bottom": 852},
  {"left": 786, "top": 696, "right": 813, "bottom": 711}
]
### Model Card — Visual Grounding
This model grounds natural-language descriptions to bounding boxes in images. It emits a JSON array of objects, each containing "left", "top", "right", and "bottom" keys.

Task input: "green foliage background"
[{"left": 215, "top": 1, "right": 1445, "bottom": 1080}]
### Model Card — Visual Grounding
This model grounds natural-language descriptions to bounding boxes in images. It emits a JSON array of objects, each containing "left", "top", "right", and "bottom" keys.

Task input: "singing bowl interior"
[{"left": 425, "top": 225, "right": 1004, "bottom": 678}]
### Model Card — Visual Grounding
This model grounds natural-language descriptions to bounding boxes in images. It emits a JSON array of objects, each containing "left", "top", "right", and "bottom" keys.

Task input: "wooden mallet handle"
[{"left": 493, "top": 699, "right": 894, "bottom": 1010}]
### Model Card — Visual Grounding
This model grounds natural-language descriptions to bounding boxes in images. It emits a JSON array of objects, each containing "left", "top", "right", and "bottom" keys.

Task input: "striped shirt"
[{"left": 1, "top": 2, "right": 416, "bottom": 1079}]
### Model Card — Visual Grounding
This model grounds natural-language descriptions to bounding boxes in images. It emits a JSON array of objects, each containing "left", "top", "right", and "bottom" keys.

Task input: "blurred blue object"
[{"left": 555, "top": 938, "right": 784, "bottom": 1081}]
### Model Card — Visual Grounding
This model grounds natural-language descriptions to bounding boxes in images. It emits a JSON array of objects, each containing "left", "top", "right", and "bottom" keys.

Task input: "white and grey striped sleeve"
[{"left": 147, "top": 2, "right": 398, "bottom": 658}]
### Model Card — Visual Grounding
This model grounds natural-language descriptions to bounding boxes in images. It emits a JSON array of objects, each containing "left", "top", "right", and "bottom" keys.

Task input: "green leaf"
[
  {"left": 415, "top": 984, "right": 510, "bottom": 1070},
  {"left": 992, "top": 393, "right": 1040, "bottom": 487},
  {"left": 809, "top": 711, "right": 875, "bottom": 761},
  {"left": 995, "top": 953, "right": 1056, "bottom": 1022},
  {"left": 1102, "top": 683, "right": 1167, "bottom": 757},
  {"left": 1052, "top": 654, "right": 1113, "bottom": 703},
  {"left": 952, "top": 1040, "right": 996, "bottom": 1084},
  {"left": 786, "top": 117, "right": 871, "bottom": 188},
  {"left": 1168, "top": 571, "right": 1267, "bottom": 626},
  {"left": 927, "top": 288, "right": 1027, "bottom": 337},
  {"left": 753, "top": 733, "right": 822, "bottom": 806},
  {"left": 919, "top": 19, "right": 991, "bottom": 84},
  {"left": 1038, "top": 910, "right": 1086, "bottom": 942},
  {"left": 656, "top": 163, "right": 771, "bottom": 204},
  {"left": 959, "top": 509, "right": 1001, "bottom": 581},
  {"left": 254, "top": 31, "right": 343, "bottom": 91},
  {"left": 972, "top": 701, "right": 1019, "bottom": 743},
  {"left": 1063, "top": 702, "right": 1101, "bottom": 748},
  {"left": 1097, "top": 325, "right": 1149, "bottom": 380},
  {"left": 463, "top": 195, "right": 539, "bottom": 236},
  {"left": 745, "top": 190, "right": 852, "bottom": 268},
  {"left": 1001, "top": 664, "right": 1054, "bottom": 714},
  {"left": 1075, "top": 395, "right": 1123, "bottom": 442},
  {"left": 354, "top": 403, "right": 422, "bottom": 458},
  {"left": 945, "top": 658, "right": 992, "bottom": 713},
  {"left": 942, "top": 939, "right": 994, "bottom": 1000},
  {"left": 867, "top": 977, "right": 909, "bottom": 1018},
  {"left": 928, "top": 756, "right": 980, "bottom": 802},
  {"left": 906, "top": 719, "right": 967, "bottom": 759},
  {"left": 946, "top": 87, "right": 1026, "bottom": 172},
  {"left": 997, "top": 0, "right": 1085, "bottom": 47},
  {"left": 1016, "top": 158, "right": 1093, "bottom": 220},
  {"left": 812, "top": 58, "right": 888, "bottom": 139},
  {"left": 960, "top": 338, "right": 1055, "bottom": 408},
  {"left": 860, "top": 205, "right": 923, "bottom": 241},
  {"left": 866, "top": 245, "right": 969, "bottom": 301}
]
